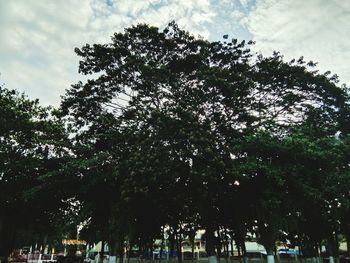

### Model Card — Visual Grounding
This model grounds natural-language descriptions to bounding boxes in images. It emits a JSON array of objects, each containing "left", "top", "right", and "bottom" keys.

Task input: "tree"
[
  {"left": 0, "top": 87, "right": 68, "bottom": 261},
  {"left": 61, "top": 22, "right": 349, "bottom": 263}
]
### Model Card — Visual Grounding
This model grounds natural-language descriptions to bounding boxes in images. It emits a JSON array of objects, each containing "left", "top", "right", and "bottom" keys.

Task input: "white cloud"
[
  {"left": 0, "top": 0, "right": 215, "bottom": 106},
  {"left": 0, "top": 0, "right": 93, "bottom": 105},
  {"left": 0, "top": 0, "right": 349, "bottom": 109},
  {"left": 246, "top": 0, "right": 350, "bottom": 85},
  {"left": 238, "top": 0, "right": 250, "bottom": 8},
  {"left": 231, "top": 10, "right": 245, "bottom": 20}
]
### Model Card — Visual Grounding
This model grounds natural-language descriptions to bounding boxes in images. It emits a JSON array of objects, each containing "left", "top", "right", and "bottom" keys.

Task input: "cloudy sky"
[{"left": 0, "top": 0, "right": 349, "bottom": 106}]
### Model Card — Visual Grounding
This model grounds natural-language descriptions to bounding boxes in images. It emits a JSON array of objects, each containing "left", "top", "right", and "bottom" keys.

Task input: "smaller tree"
[{"left": 0, "top": 87, "right": 69, "bottom": 260}]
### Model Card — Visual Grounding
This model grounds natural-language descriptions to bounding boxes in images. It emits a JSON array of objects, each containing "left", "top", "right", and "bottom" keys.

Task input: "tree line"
[{"left": 1, "top": 22, "right": 350, "bottom": 263}]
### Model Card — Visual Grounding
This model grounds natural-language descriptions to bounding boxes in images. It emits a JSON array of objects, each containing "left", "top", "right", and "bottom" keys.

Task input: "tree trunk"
[
  {"left": 168, "top": 233, "right": 175, "bottom": 262},
  {"left": 223, "top": 230, "right": 229, "bottom": 263},
  {"left": 159, "top": 235, "right": 165, "bottom": 263},
  {"left": 99, "top": 241, "right": 105, "bottom": 263},
  {"left": 127, "top": 242, "right": 131, "bottom": 263},
  {"left": 116, "top": 239, "right": 124, "bottom": 263},
  {"left": 176, "top": 234, "right": 182, "bottom": 263},
  {"left": 205, "top": 226, "right": 218, "bottom": 263},
  {"left": 191, "top": 240, "right": 195, "bottom": 263},
  {"left": 109, "top": 240, "right": 118, "bottom": 263},
  {"left": 230, "top": 239, "right": 235, "bottom": 258},
  {"left": 327, "top": 235, "right": 336, "bottom": 263},
  {"left": 150, "top": 240, "right": 154, "bottom": 262},
  {"left": 318, "top": 241, "right": 323, "bottom": 263},
  {"left": 235, "top": 235, "right": 247, "bottom": 263},
  {"left": 47, "top": 244, "right": 52, "bottom": 255},
  {"left": 259, "top": 224, "right": 276, "bottom": 263},
  {"left": 216, "top": 228, "right": 222, "bottom": 262},
  {"left": 241, "top": 242, "right": 247, "bottom": 263},
  {"left": 41, "top": 236, "right": 48, "bottom": 254},
  {"left": 137, "top": 239, "right": 143, "bottom": 262},
  {"left": 334, "top": 233, "right": 339, "bottom": 262},
  {"left": 233, "top": 228, "right": 247, "bottom": 263},
  {"left": 118, "top": 240, "right": 124, "bottom": 263}
]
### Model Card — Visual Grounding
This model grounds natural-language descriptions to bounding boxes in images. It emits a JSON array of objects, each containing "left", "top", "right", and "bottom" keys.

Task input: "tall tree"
[{"left": 61, "top": 22, "right": 349, "bottom": 263}]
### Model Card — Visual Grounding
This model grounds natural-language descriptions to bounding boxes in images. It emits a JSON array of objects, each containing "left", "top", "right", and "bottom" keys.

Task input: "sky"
[{"left": 0, "top": 0, "right": 349, "bottom": 106}]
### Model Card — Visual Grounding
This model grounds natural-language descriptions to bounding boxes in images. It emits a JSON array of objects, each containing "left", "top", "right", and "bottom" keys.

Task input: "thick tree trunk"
[
  {"left": 233, "top": 228, "right": 247, "bottom": 263},
  {"left": 259, "top": 224, "right": 276, "bottom": 263},
  {"left": 327, "top": 234, "right": 337, "bottom": 263},
  {"left": 109, "top": 240, "right": 118, "bottom": 263},
  {"left": 205, "top": 227, "right": 218, "bottom": 263}
]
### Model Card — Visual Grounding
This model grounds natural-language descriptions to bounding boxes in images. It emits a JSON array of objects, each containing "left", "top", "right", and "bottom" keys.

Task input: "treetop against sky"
[{"left": 0, "top": 0, "right": 349, "bottom": 106}]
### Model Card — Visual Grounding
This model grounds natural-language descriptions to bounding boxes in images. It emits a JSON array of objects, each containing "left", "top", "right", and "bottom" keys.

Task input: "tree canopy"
[
  {"left": 0, "top": 87, "right": 70, "bottom": 259},
  {"left": 1, "top": 22, "right": 350, "bottom": 263}
]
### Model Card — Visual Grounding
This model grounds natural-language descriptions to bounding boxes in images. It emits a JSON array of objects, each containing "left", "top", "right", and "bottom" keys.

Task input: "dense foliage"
[
  {"left": 0, "top": 87, "right": 70, "bottom": 259},
  {"left": 1, "top": 23, "right": 350, "bottom": 263}
]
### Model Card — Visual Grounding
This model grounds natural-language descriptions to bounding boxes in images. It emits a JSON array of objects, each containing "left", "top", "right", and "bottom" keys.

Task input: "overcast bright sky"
[{"left": 0, "top": 0, "right": 349, "bottom": 106}]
